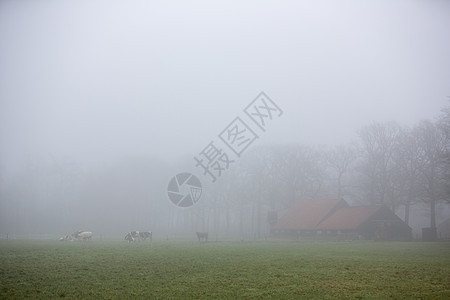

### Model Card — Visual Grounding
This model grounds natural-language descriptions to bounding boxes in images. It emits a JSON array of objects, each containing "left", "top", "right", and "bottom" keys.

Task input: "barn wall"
[{"left": 358, "top": 208, "right": 412, "bottom": 241}]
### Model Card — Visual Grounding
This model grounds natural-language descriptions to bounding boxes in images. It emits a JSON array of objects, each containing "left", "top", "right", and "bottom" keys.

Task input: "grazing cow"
[
  {"left": 139, "top": 231, "right": 152, "bottom": 241},
  {"left": 59, "top": 235, "right": 74, "bottom": 242},
  {"left": 125, "top": 231, "right": 152, "bottom": 243},
  {"left": 130, "top": 231, "right": 141, "bottom": 242},
  {"left": 72, "top": 230, "right": 83, "bottom": 240},
  {"left": 124, "top": 232, "right": 135, "bottom": 243},
  {"left": 72, "top": 231, "right": 93, "bottom": 241},
  {"left": 196, "top": 232, "right": 208, "bottom": 242}
]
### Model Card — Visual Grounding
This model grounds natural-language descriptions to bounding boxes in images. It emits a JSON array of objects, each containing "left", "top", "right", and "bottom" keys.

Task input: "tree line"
[
  {"left": 0, "top": 104, "right": 448, "bottom": 239},
  {"left": 194, "top": 103, "right": 450, "bottom": 238}
]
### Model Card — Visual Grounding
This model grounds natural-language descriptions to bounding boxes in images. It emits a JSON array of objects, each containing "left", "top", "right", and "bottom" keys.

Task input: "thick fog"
[{"left": 1, "top": 0, "right": 449, "bottom": 238}]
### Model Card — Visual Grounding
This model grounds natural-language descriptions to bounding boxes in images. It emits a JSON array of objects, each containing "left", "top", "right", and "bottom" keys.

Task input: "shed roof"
[
  {"left": 273, "top": 198, "right": 348, "bottom": 230},
  {"left": 316, "top": 205, "right": 384, "bottom": 230}
]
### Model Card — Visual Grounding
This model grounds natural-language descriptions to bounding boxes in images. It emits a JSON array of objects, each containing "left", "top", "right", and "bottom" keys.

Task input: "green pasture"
[{"left": 0, "top": 240, "right": 449, "bottom": 299}]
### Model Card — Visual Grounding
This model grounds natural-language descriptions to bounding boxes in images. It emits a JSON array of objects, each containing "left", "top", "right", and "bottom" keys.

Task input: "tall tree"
[
  {"left": 414, "top": 120, "right": 449, "bottom": 228},
  {"left": 356, "top": 122, "right": 403, "bottom": 210},
  {"left": 325, "top": 145, "right": 358, "bottom": 198},
  {"left": 272, "top": 144, "right": 326, "bottom": 206},
  {"left": 438, "top": 100, "right": 450, "bottom": 200},
  {"left": 242, "top": 145, "right": 279, "bottom": 238},
  {"left": 391, "top": 127, "right": 423, "bottom": 225}
]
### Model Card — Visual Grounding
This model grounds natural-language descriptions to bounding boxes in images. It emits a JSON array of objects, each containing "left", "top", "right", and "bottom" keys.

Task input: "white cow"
[{"left": 72, "top": 231, "right": 93, "bottom": 241}]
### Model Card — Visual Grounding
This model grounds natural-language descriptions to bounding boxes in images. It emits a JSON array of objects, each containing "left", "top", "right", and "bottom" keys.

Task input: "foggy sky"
[{"left": 1, "top": 0, "right": 450, "bottom": 176}]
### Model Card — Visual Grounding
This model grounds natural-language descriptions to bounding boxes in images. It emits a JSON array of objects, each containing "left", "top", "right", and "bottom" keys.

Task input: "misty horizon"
[{"left": 1, "top": 0, "right": 449, "bottom": 238}]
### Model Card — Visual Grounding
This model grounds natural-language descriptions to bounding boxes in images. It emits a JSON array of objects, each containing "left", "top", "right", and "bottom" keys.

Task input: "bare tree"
[
  {"left": 414, "top": 120, "right": 449, "bottom": 228},
  {"left": 325, "top": 145, "right": 358, "bottom": 198},
  {"left": 271, "top": 144, "right": 326, "bottom": 206},
  {"left": 438, "top": 100, "right": 450, "bottom": 200},
  {"left": 240, "top": 145, "right": 278, "bottom": 238},
  {"left": 356, "top": 122, "right": 403, "bottom": 210},
  {"left": 391, "top": 128, "right": 423, "bottom": 225}
]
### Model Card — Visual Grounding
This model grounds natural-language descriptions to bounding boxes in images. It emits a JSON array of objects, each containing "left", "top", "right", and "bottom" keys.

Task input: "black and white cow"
[
  {"left": 124, "top": 232, "right": 135, "bottom": 243},
  {"left": 59, "top": 235, "right": 74, "bottom": 242},
  {"left": 139, "top": 231, "right": 152, "bottom": 241},
  {"left": 131, "top": 231, "right": 141, "bottom": 241},
  {"left": 125, "top": 231, "right": 152, "bottom": 242}
]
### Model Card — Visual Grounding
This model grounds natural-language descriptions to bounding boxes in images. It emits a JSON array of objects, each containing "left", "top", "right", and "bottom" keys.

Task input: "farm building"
[{"left": 272, "top": 198, "right": 411, "bottom": 240}]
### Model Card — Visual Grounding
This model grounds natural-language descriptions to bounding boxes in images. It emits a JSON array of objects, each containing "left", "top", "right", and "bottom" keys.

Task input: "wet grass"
[{"left": 0, "top": 240, "right": 449, "bottom": 299}]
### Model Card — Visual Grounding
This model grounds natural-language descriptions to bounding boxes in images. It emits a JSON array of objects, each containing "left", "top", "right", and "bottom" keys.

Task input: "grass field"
[{"left": 0, "top": 240, "right": 449, "bottom": 299}]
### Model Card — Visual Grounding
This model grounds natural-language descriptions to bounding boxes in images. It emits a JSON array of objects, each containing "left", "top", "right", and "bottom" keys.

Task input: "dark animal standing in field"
[{"left": 196, "top": 232, "right": 208, "bottom": 242}]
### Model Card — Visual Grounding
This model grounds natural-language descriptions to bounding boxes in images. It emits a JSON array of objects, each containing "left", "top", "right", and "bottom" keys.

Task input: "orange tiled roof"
[
  {"left": 273, "top": 198, "right": 349, "bottom": 230},
  {"left": 316, "top": 205, "right": 383, "bottom": 230}
]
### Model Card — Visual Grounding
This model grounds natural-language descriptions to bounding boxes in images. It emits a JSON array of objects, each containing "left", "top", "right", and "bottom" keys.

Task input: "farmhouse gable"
[{"left": 273, "top": 198, "right": 411, "bottom": 240}]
